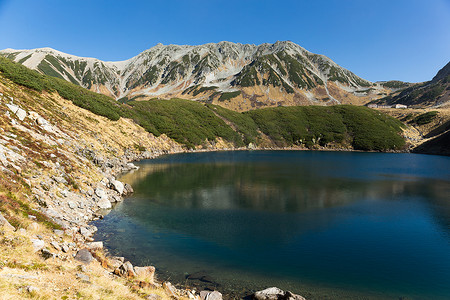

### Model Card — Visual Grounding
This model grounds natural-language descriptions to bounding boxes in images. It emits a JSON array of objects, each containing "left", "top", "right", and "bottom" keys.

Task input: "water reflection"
[
  {"left": 121, "top": 158, "right": 449, "bottom": 214},
  {"left": 95, "top": 151, "right": 450, "bottom": 299}
]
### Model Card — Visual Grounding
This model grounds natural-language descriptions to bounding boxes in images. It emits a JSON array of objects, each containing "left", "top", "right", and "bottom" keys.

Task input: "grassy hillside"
[
  {"left": 0, "top": 56, "right": 406, "bottom": 151},
  {"left": 122, "top": 99, "right": 243, "bottom": 149},
  {"left": 245, "top": 105, "right": 405, "bottom": 150},
  {"left": 0, "top": 56, "right": 122, "bottom": 120}
]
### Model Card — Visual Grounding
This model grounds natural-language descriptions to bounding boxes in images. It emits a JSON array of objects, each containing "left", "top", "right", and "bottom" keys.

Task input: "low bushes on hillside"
[
  {"left": 0, "top": 57, "right": 121, "bottom": 121},
  {"left": 0, "top": 56, "right": 405, "bottom": 151},
  {"left": 413, "top": 111, "right": 438, "bottom": 125}
]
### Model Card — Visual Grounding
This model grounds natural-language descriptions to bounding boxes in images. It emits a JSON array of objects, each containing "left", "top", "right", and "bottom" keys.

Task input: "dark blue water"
[{"left": 93, "top": 151, "right": 450, "bottom": 299}]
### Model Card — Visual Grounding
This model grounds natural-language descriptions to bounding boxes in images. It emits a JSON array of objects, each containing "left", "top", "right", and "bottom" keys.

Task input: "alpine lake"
[{"left": 93, "top": 151, "right": 450, "bottom": 299}]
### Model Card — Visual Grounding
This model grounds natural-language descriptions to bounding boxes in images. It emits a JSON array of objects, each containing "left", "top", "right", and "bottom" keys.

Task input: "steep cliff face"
[{"left": 1, "top": 41, "right": 390, "bottom": 110}]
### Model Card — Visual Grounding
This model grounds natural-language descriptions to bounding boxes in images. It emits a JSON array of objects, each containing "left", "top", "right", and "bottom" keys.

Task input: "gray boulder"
[
  {"left": 97, "top": 197, "right": 112, "bottom": 209},
  {"left": 111, "top": 180, "right": 124, "bottom": 195},
  {"left": 114, "top": 261, "right": 136, "bottom": 278},
  {"left": 146, "top": 294, "right": 162, "bottom": 300},
  {"left": 108, "top": 257, "right": 124, "bottom": 270},
  {"left": 6, "top": 103, "right": 26, "bottom": 121},
  {"left": 74, "top": 248, "right": 93, "bottom": 264},
  {"left": 253, "top": 287, "right": 306, "bottom": 300},
  {"left": 95, "top": 187, "right": 107, "bottom": 199},
  {"left": 61, "top": 244, "right": 69, "bottom": 253},
  {"left": 200, "top": 291, "right": 222, "bottom": 300},
  {"left": 86, "top": 241, "right": 103, "bottom": 250},
  {"left": 79, "top": 226, "right": 97, "bottom": 238},
  {"left": 76, "top": 273, "right": 90, "bottom": 283},
  {"left": 54, "top": 229, "right": 64, "bottom": 236},
  {"left": 26, "top": 285, "right": 39, "bottom": 294},
  {"left": 31, "top": 238, "right": 45, "bottom": 252},
  {"left": 95, "top": 187, "right": 112, "bottom": 209},
  {"left": 134, "top": 266, "right": 155, "bottom": 282},
  {"left": 123, "top": 183, "right": 134, "bottom": 195},
  {"left": 50, "top": 241, "right": 61, "bottom": 251},
  {"left": 16, "top": 108, "right": 27, "bottom": 121}
]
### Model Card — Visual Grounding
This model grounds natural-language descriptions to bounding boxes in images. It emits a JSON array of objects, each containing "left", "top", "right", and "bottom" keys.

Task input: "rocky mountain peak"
[{"left": 1, "top": 41, "right": 384, "bottom": 110}]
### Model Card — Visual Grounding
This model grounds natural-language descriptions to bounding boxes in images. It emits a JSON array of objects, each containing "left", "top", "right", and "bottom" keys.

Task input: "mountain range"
[
  {"left": 1, "top": 41, "right": 398, "bottom": 111},
  {"left": 375, "top": 61, "right": 450, "bottom": 108}
]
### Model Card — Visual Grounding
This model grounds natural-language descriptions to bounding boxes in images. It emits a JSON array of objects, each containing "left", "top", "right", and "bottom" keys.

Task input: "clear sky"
[{"left": 0, "top": 0, "right": 449, "bottom": 83}]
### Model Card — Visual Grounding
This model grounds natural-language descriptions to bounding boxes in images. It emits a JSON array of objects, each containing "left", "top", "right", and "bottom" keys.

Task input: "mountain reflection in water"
[{"left": 95, "top": 151, "right": 450, "bottom": 299}]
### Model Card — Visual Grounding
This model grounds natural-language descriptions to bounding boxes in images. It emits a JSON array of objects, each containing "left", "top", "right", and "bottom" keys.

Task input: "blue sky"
[{"left": 0, "top": 0, "right": 449, "bottom": 82}]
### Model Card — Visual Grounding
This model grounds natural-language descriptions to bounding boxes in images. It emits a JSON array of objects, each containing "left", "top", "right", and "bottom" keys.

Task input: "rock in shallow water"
[
  {"left": 97, "top": 197, "right": 112, "bottom": 209},
  {"left": 111, "top": 180, "right": 124, "bottom": 195},
  {"left": 253, "top": 287, "right": 306, "bottom": 300},
  {"left": 123, "top": 183, "right": 134, "bottom": 195},
  {"left": 200, "top": 290, "right": 222, "bottom": 300}
]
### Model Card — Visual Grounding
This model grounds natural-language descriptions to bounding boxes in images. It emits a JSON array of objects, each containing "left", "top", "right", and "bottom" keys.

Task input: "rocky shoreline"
[{"left": 17, "top": 140, "right": 308, "bottom": 299}]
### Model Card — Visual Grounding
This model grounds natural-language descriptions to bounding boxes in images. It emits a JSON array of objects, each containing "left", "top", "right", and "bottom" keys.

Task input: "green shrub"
[
  {"left": 206, "top": 104, "right": 259, "bottom": 144},
  {"left": 218, "top": 91, "right": 241, "bottom": 101},
  {"left": 246, "top": 105, "right": 405, "bottom": 151},
  {"left": 123, "top": 99, "right": 243, "bottom": 148},
  {"left": 414, "top": 111, "right": 438, "bottom": 125}
]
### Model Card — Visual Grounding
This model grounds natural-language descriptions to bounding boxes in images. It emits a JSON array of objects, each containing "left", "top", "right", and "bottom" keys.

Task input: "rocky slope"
[
  {"left": 382, "top": 107, "right": 450, "bottom": 156},
  {"left": 0, "top": 41, "right": 393, "bottom": 111},
  {"left": 373, "top": 61, "right": 450, "bottom": 108}
]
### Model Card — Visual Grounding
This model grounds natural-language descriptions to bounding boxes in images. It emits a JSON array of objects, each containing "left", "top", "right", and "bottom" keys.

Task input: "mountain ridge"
[
  {"left": 1, "top": 41, "right": 392, "bottom": 111},
  {"left": 373, "top": 61, "right": 450, "bottom": 108}
]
